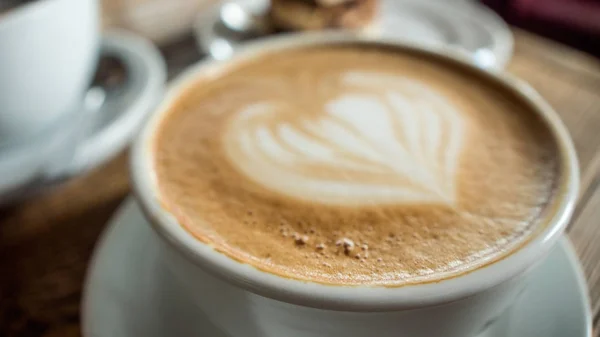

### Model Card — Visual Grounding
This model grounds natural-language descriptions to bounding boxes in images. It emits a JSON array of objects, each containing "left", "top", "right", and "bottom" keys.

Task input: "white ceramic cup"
[
  {"left": 131, "top": 34, "right": 579, "bottom": 337},
  {"left": 0, "top": 0, "right": 166, "bottom": 202},
  {"left": 0, "top": 0, "right": 98, "bottom": 143}
]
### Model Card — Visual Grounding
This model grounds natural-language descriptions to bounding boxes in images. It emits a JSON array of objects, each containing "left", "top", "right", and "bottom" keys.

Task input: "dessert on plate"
[{"left": 269, "top": 0, "right": 378, "bottom": 32}]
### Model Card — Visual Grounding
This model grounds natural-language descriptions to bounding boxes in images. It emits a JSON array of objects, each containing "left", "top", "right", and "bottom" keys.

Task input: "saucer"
[
  {"left": 193, "top": 0, "right": 513, "bottom": 69},
  {"left": 82, "top": 198, "right": 592, "bottom": 337},
  {"left": 375, "top": 0, "right": 513, "bottom": 69}
]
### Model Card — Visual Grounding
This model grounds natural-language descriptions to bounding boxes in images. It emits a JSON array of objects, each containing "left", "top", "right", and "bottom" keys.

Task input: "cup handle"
[{"left": 55, "top": 30, "right": 166, "bottom": 177}]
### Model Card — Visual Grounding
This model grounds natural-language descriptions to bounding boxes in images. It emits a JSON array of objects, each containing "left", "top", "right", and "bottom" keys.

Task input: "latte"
[{"left": 152, "top": 43, "right": 561, "bottom": 286}]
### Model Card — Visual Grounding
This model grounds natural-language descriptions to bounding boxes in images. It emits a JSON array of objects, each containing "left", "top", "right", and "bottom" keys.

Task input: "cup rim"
[{"left": 131, "top": 32, "right": 580, "bottom": 311}]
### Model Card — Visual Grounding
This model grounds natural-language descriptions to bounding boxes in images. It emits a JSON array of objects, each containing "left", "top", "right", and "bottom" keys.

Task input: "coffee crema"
[{"left": 153, "top": 44, "right": 561, "bottom": 286}]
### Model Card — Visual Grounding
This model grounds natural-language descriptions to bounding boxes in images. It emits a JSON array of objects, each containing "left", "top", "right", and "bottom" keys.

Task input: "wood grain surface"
[{"left": 1, "top": 29, "right": 599, "bottom": 337}]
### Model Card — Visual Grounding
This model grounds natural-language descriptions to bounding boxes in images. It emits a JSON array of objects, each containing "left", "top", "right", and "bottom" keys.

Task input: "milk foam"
[
  {"left": 154, "top": 45, "right": 560, "bottom": 286},
  {"left": 223, "top": 71, "right": 465, "bottom": 206}
]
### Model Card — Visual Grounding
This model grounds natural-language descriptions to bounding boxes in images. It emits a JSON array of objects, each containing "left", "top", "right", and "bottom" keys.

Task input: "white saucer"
[
  {"left": 82, "top": 198, "right": 592, "bottom": 337},
  {"left": 376, "top": 0, "right": 513, "bottom": 69},
  {"left": 194, "top": 0, "right": 513, "bottom": 69}
]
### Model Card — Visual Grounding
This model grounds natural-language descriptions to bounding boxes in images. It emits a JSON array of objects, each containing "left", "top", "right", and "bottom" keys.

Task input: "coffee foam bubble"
[{"left": 223, "top": 71, "right": 465, "bottom": 206}]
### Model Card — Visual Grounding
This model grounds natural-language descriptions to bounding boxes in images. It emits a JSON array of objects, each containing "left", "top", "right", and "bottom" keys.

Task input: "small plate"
[
  {"left": 376, "top": 0, "right": 513, "bottom": 69},
  {"left": 193, "top": 0, "right": 513, "bottom": 69},
  {"left": 82, "top": 198, "right": 592, "bottom": 337}
]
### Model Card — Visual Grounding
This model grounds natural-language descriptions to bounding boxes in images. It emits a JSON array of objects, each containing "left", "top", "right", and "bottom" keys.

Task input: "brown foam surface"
[{"left": 153, "top": 44, "right": 560, "bottom": 286}]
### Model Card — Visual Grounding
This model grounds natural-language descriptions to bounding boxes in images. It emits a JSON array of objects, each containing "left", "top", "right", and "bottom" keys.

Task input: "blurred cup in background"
[
  {"left": 0, "top": 0, "right": 166, "bottom": 204},
  {"left": 0, "top": 0, "right": 99, "bottom": 144}
]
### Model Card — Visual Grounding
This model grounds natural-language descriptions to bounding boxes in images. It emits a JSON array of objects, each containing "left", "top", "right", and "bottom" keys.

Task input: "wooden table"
[{"left": 1, "top": 29, "right": 599, "bottom": 336}]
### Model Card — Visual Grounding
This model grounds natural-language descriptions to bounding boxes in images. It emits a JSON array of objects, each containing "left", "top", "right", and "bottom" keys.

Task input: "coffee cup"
[
  {"left": 0, "top": 0, "right": 98, "bottom": 143},
  {"left": 0, "top": 0, "right": 165, "bottom": 202},
  {"left": 131, "top": 33, "right": 579, "bottom": 337}
]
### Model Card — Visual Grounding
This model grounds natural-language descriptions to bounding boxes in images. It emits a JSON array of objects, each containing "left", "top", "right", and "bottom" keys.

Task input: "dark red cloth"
[
  {"left": 483, "top": 0, "right": 600, "bottom": 56},
  {"left": 511, "top": 0, "right": 600, "bottom": 34}
]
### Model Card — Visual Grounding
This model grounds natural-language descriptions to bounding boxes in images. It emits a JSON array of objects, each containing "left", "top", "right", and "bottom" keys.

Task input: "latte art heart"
[
  {"left": 155, "top": 45, "right": 561, "bottom": 286},
  {"left": 223, "top": 72, "right": 466, "bottom": 206}
]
